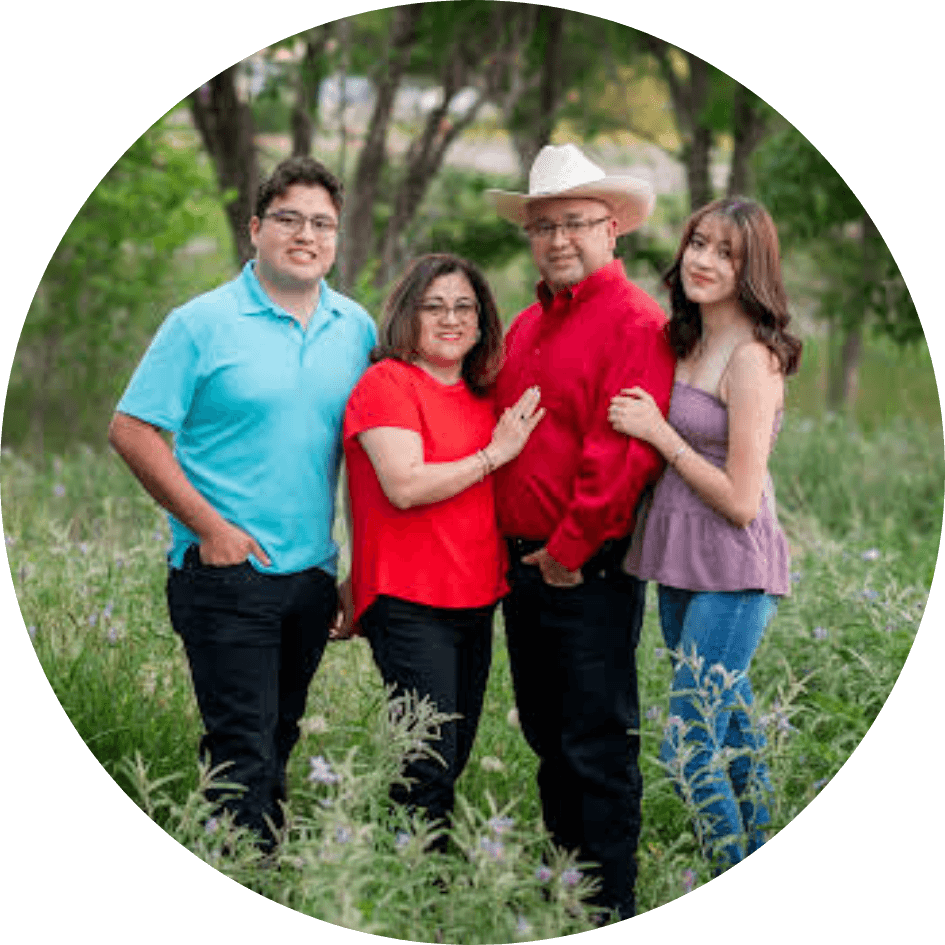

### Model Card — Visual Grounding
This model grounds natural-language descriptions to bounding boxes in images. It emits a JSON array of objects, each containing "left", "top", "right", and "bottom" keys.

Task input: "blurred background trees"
[{"left": 7, "top": 1, "right": 928, "bottom": 455}]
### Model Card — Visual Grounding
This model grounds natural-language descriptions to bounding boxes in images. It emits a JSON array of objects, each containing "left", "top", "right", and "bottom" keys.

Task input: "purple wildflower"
[
  {"left": 394, "top": 831, "right": 410, "bottom": 850},
  {"left": 478, "top": 836, "right": 505, "bottom": 861},
  {"left": 335, "top": 826, "right": 352, "bottom": 845},
  {"left": 645, "top": 705, "right": 661, "bottom": 722},
  {"left": 790, "top": 571, "right": 802, "bottom": 583},
  {"left": 78, "top": 542, "right": 90, "bottom": 555},
  {"left": 654, "top": 647, "right": 666, "bottom": 659},
  {"left": 535, "top": 865, "right": 553, "bottom": 882},
  {"left": 861, "top": 548, "right": 880, "bottom": 562},
  {"left": 27, "top": 625, "right": 36, "bottom": 640},
  {"left": 488, "top": 815, "right": 515, "bottom": 835},
  {"left": 308, "top": 755, "right": 340, "bottom": 785},
  {"left": 106, "top": 626, "right": 119, "bottom": 645},
  {"left": 516, "top": 916, "right": 532, "bottom": 935},
  {"left": 205, "top": 817, "right": 219, "bottom": 834},
  {"left": 53, "top": 483, "right": 66, "bottom": 498},
  {"left": 682, "top": 868, "right": 695, "bottom": 893},
  {"left": 88, "top": 613, "right": 98, "bottom": 627},
  {"left": 812, "top": 626, "right": 828, "bottom": 641},
  {"left": 4, "top": 534, "right": 15, "bottom": 547},
  {"left": 560, "top": 867, "right": 582, "bottom": 888},
  {"left": 102, "top": 602, "right": 114, "bottom": 621},
  {"left": 861, "top": 589, "right": 879, "bottom": 601}
]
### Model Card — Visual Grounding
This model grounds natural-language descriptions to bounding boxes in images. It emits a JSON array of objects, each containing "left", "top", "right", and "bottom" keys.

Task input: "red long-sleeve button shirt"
[{"left": 494, "top": 259, "right": 676, "bottom": 571}]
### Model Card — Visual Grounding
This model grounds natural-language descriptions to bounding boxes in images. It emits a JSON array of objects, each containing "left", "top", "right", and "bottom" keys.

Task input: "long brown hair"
[
  {"left": 664, "top": 197, "right": 802, "bottom": 375},
  {"left": 372, "top": 253, "right": 504, "bottom": 396}
]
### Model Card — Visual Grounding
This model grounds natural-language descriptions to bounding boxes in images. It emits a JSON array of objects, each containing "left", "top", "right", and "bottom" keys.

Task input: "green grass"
[{"left": 4, "top": 396, "right": 940, "bottom": 938}]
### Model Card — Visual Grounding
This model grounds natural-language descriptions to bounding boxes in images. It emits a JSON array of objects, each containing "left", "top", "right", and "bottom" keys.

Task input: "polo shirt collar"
[
  {"left": 235, "top": 261, "right": 342, "bottom": 326},
  {"left": 536, "top": 258, "right": 627, "bottom": 310}
]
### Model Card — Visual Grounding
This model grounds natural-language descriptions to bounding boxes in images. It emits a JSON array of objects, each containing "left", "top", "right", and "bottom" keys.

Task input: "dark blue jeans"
[
  {"left": 166, "top": 545, "right": 337, "bottom": 850},
  {"left": 361, "top": 595, "right": 494, "bottom": 845},
  {"left": 502, "top": 538, "right": 645, "bottom": 921}
]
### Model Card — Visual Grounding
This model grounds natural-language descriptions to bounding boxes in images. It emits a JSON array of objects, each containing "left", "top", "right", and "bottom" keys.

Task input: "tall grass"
[{"left": 2, "top": 407, "right": 941, "bottom": 939}]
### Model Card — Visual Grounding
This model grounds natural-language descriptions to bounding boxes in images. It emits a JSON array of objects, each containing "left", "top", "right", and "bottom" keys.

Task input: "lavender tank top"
[{"left": 623, "top": 381, "right": 791, "bottom": 595}]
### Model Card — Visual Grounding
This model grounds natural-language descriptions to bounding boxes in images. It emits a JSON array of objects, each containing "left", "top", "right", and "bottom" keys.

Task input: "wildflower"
[
  {"left": 682, "top": 868, "right": 695, "bottom": 893},
  {"left": 790, "top": 570, "right": 802, "bottom": 583},
  {"left": 516, "top": 916, "right": 532, "bottom": 935},
  {"left": 645, "top": 705, "right": 661, "bottom": 722},
  {"left": 507, "top": 707, "right": 520, "bottom": 729},
  {"left": 102, "top": 602, "right": 114, "bottom": 621},
  {"left": 88, "top": 613, "right": 98, "bottom": 627},
  {"left": 27, "top": 625, "right": 36, "bottom": 640},
  {"left": 861, "top": 589, "right": 879, "bottom": 601},
  {"left": 560, "top": 867, "right": 582, "bottom": 888},
  {"left": 535, "top": 865, "right": 553, "bottom": 882},
  {"left": 205, "top": 817, "right": 219, "bottom": 834},
  {"left": 478, "top": 836, "right": 505, "bottom": 861},
  {"left": 654, "top": 647, "right": 666, "bottom": 659},
  {"left": 78, "top": 542, "right": 90, "bottom": 555},
  {"left": 106, "top": 626, "right": 119, "bottom": 645},
  {"left": 53, "top": 483, "right": 66, "bottom": 498},
  {"left": 813, "top": 777, "right": 829, "bottom": 791},
  {"left": 335, "top": 826, "right": 352, "bottom": 845},
  {"left": 812, "top": 626, "right": 828, "bottom": 641},
  {"left": 395, "top": 831, "right": 410, "bottom": 850},
  {"left": 114, "top": 557, "right": 125, "bottom": 569},
  {"left": 480, "top": 756, "right": 506, "bottom": 773},
  {"left": 308, "top": 755, "right": 340, "bottom": 785},
  {"left": 4, "top": 534, "right": 15, "bottom": 547},
  {"left": 861, "top": 548, "right": 880, "bottom": 561},
  {"left": 488, "top": 815, "right": 515, "bottom": 835}
]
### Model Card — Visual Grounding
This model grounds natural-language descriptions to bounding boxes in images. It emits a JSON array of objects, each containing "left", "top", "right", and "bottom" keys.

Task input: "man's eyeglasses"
[
  {"left": 264, "top": 210, "right": 339, "bottom": 237},
  {"left": 524, "top": 216, "right": 611, "bottom": 241},
  {"left": 418, "top": 300, "right": 480, "bottom": 322}
]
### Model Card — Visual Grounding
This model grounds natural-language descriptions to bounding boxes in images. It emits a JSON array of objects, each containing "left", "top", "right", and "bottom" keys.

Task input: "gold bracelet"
[
  {"left": 669, "top": 443, "right": 688, "bottom": 467},
  {"left": 481, "top": 448, "right": 495, "bottom": 475}
]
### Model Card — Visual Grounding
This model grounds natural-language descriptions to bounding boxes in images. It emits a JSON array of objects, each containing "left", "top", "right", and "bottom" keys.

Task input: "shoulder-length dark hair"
[
  {"left": 372, "top": 253, "right": 504, "bottom": 396},
  {"left": 664, "top": 197, "right": 802, "bottom": 376}
]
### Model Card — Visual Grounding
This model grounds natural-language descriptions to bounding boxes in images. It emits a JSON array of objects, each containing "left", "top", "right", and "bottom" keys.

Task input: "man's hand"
[
  {"left": 330, "top": 576, "right": 358, "bottom": 640},
  {"left": 199, "top": 520, "right": 271, "bottom": 567},
  {"left": 521, "top": 546, "right": 583, "bottom": 588}
]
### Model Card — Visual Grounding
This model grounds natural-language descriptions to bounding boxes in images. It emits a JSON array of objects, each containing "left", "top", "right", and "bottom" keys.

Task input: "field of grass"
[{"left": 3, "top": 377, "right": 941, "bottom": 939}]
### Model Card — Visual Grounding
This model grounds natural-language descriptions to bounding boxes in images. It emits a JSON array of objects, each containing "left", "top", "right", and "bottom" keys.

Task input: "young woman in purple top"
[{"left": 608, "top": 197, "right": 802, "bottom": 873}]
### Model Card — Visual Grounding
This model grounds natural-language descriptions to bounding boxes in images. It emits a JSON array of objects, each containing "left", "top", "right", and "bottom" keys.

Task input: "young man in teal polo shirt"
[{"left": 109, "top": 156, "right": 376, "bottom": 850}]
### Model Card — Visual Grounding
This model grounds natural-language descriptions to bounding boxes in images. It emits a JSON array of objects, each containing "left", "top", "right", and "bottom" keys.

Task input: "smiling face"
[
  {"left": 249, "top": 183, "right": 338, "bottom": 293},
  {"left": 414, "top": 271, "right": 481, "bottom": 380},
  {"left": 525, "top": 197, "right": 616, "bottom": 293},
  {"left": 680, "top": 215, "right": 741, "bottom": 309}
]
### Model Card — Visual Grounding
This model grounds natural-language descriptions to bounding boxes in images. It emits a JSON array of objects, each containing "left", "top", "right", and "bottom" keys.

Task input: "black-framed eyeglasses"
[
  {"left": 264, "top": 210, "right": 339, "bottom": 237},
  {"left": 523, "top": 216, "right": 611, "bottom": 241}
]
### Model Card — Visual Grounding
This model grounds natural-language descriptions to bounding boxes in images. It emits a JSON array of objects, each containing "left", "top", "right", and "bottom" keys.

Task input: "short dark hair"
[
  {"left": 664, "top": 197, "right": 802, "bottom": 376},
  {"left": 372, "top": 254, "right": 504, "bottom": 396},
  {"left": 255, "top": 156, "right": 344, "bottom": 220}
]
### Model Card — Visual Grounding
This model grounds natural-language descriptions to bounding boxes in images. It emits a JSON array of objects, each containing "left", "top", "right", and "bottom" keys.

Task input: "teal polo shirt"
[{"left": 116, "top": 262, "right": 376, "bottom": 575}]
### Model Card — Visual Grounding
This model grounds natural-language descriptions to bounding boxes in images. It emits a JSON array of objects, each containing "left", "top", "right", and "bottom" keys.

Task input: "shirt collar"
[
  {"left": 536, "top": 258, "right": 627, "bottom": 310},
  {"left": 235, "top": 261, "right": 339, "bottom": 323}
]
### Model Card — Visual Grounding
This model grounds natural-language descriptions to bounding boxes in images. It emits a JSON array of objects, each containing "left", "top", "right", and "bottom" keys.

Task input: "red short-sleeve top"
[{"left": 343, "top": 358, "right": 508, "bottom": 621}]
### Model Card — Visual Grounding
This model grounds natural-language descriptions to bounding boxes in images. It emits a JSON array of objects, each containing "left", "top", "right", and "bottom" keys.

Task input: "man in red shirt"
[{"left": 487, "top": 144, "right": 675, "bottom": 921}]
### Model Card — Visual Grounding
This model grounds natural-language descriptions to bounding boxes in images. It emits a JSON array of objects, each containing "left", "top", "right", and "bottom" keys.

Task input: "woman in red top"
[{"left": 343, "top": 253, "right": 543, "bottom": 841}]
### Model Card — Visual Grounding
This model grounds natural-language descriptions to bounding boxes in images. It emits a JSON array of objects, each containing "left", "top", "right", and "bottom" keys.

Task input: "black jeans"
[
  {"left": 361, "top": 595, "right": 494, "bottom": 841},
  {"left": 166, "top": 545, "right": 337, "bottom": 850},
  {"left": 502, "top": 538, "right": 645, "bottom": 920}
]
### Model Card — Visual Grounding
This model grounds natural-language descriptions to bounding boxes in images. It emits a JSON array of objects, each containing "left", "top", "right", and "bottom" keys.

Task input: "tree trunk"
[
  {"left": 291, "top": 24, "right": 335, "bottom": 157},
  {"left": 726, "top": 83, "right": 767, "bottom": 197},
  {"left": 188, "top": 66, "right": 259, "bottom": 266},
  {"left": 340, "top": 4, "right": 424, "bottom": 292},
  {"left": 643, "top": 38, "right": 713, "bottom": 212}
]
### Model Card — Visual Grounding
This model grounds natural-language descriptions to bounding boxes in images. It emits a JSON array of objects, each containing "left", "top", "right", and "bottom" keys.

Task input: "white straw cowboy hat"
[{"left": 486, "top": 143, "right": 655, "bottom": 236}]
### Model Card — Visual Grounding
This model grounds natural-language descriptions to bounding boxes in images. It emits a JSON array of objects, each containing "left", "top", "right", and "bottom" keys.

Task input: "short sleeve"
[
  {"left": 344, "top": 361, "right": 423, "bottom": 441},
  {"left": 115, "top": 310, "right": 201, "bottom": 434}
]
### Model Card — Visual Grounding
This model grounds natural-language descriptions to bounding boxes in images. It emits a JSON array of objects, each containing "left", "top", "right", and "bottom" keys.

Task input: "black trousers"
[
  {"left": 361, "top": 595, "right": 494, "bottom": 838},
  {"left": 502, "top": 538, "right": 645, "bottom": 920},
  {"left": 166, "top": 545, "right": 338, "bottom": 850}
]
